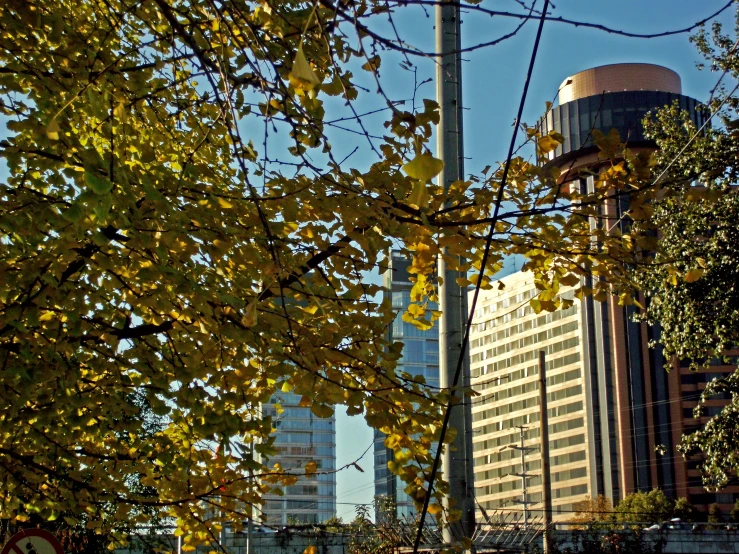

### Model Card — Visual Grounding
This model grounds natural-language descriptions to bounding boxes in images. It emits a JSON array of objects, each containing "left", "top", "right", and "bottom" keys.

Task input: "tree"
[
  {"left": 672, "top": 497, "right": 697, "bottom": 522},
  {"left": 730, "top": 498, "right": 739, "bottom": 523},
  {"left": 708, "top": 503, "right": 723, "bottom": 527},
  {"left": 0, "top": 0, "right": 714, "bottom": 547},
  {"left": 635, "top": 14, "right": 739, "bottom": 490},
  {"left": 614, "top": 490, "right": 674, "bottom": 524},
  {"left": 571, "top": 495, "right": 615, "bottom": 527}
]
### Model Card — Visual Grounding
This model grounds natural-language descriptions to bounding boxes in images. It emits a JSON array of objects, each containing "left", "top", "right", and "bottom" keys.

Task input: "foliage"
[
  {"left": 0, "top": 0, "right": 683, "bottom": 546},
  {"left": 571, "top": 495, "right": 615, "bottom": 527},
  {"left": 635, "top": 11, "right": 739, "bottom": 489},
  {"left": 708, "top": 503, "right": 723, "bottom": 526},
  {"left": 346, "top": 502, "right": 396, "bottom": 554},
  {"left": 730, "top": 498, "right": 739, "bottom": 523},
  {"left": 672, "top": 497, "right": 697, "bottom": 523},
  {"left": 555, "top": 526, "right": 665, "bottom": 554},
  {"left": 614, "top": 490, "right": 674, "bottom": 525}
]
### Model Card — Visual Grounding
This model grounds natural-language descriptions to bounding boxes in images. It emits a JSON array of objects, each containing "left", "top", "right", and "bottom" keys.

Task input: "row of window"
[
  {"left": 547, "top": 384, "right": 583, "bottom": 404},
  {"left": 475, "top": 451, "right": 587, "bottom": 483},
  {"left": 550, "top": 433, "right": 585, "bottom": 451},
  {"left": 274, "top": 432, "right": 335, "bottom": 445},
  {"left": 473, "top": 354, "right": 582, "bottom": 392},
  {"left": 471, "top": 337, "right": 580, "bottom": 376},
  {"left": 473, "top": 416, "right": 585, "bottom": 452},
  {"left": 470, "top": 400, "right": 583, "bottom": 438},
  {"left": 274, "top": 419, "right": 334, "bottom": 431},
  {"left": 473, "top": 385, "right": 583, "bottom": 422},
  {"left": 472, "top": 301, "right": 577, "bottom": 335},
  {"left": 283, "top": 484, "right": 336, "bottom": 496},
  {"left": 474, "top": 321, "right": 579, "bottom": 362},
  {"left": 553, "top": 484, "right": 588, "bottom": 500},
  {"left": 474, "top": 288, "right": 537, "bottom": 317},
  {"left": 552, "top": 466, "right": 587, "bottom": 483},
  {"left": 680, "top": 371, "right": 733, "bottom": 386}
]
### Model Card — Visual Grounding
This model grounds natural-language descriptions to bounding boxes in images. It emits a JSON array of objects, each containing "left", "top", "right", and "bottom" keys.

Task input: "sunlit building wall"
[{"left": 469, "top": 272, "right": 591, "bottom": 521}]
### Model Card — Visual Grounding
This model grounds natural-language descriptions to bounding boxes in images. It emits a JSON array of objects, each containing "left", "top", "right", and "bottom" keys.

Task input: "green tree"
[
  {"left": 635, "top": 14, "right": 739, "bottom": 490},
  {"left": 730, "top": 498, "right": 739, "bottom": 523},
  {"left": 614, "top": 490, "right": 674, "bottom": 524},
  {"left": 708, "top": 503, "right": 723, "bottom": 528},
  {"left": 571, "top": 495, "right": 615, "bottom": 527},
  {"left": 672, "top": 497, "right": 697, "bottom": 522}
]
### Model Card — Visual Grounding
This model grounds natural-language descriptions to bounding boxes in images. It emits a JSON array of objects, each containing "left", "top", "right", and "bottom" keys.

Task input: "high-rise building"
[
  {"left": 535, "top": 63, "right": 737, "bottom": 512},
  {"left": 374, "top": 251, "right": 440, "bottom": 518},
  {"left": 469, "top": 271, "right": 589, "bottom": 519},
  {"left": 261, "top": 392, "right": 336, "bottom": 525}
]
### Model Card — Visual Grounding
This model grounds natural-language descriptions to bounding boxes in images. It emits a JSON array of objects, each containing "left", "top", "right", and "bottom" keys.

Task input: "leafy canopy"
[
  {"left": 635, "top": 14, "right": 739, "bottom": 490},
  {"left": 0, "top": 0, "right": 665, "bottom": 545}
]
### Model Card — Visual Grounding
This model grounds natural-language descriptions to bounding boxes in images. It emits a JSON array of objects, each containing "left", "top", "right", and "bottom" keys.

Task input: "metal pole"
[
  {"left": 436, "top": 0, "right": 476, "bottom": 544},
  {"left": 538, "top": 351, "right": 553, "bottom": 554},
  {"left": 519, "top": 427, "right": 528, "bottom": 527}
]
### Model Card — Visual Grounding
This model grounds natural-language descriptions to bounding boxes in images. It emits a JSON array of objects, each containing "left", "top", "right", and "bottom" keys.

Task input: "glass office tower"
[
  {"left": 262, "top": 392, "right": 336, "bottom": 525},
  {"left": 374, "top": 251, "right": 440, "bottom": 518}
]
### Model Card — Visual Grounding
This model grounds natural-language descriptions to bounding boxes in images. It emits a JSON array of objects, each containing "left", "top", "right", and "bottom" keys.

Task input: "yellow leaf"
[
  {"left": 402, "top": 153, "right": 444, "bottom": 182},
  {"left": 559, "top": 273, "right": 580, "bottom": 287},
  {"left": 241, "top": 300, "right": 258, "bottom": 327},
  {"left": 304, "top": 547, "right": 318, "bottom": 554},
  {"left": 290, "top": 45, "right": 321, "bottom": 90},
  {"left": 113, "top": 101, "right": 126, "bottom": 122},
  {"left": 428, "top": 503, "right": 443, "bottom": 516},
  {"left": 218, "top": 197, "right": 233, "bottom": 209},
  {"left": 47, "top": 120, "right": 61, "bottom": 140},
  {"left": 304, "top": 461, "right": 317, "bottom": 475},
  {"left": 407, "top": 179, "right": 430, "bottom": 208},
  {"left": 684, "top": 268, "right": 704, "bottom": 283}
]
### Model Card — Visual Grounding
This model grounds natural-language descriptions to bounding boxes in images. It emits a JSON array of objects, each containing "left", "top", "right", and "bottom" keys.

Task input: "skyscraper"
[
  {"left": 374, "top": 251, "right": 440, "bottom": 518},
  {"left": 536, "top": 63, "right": 736, "bottom": 511},
  {"left": 261, "top": 392, "right": 336, "bottom": 525}
]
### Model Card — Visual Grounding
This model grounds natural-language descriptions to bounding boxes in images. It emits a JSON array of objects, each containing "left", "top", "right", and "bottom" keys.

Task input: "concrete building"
[
  {"left": 374, "top": 251, "right": 440, "bottom": 518},
  {"left": 469, "top": 271, "right": 589, "bottom": 519},
  {"left": 261, "top": 392, "right": 336, "bottom": 525}
]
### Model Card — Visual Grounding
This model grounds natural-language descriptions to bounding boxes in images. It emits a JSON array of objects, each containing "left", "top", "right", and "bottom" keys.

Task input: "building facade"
[
  {"left": 537, "top": 63, "right": 737, "bottom": 513},
  {"left": 469, "top": 272, "right": 590, "bottom": 520},
  {"left": 374, "top": 251, "right": 440, "bottom": 518},
  {"left": 261, "top": 392, "right": 336, "bottom": 525}
]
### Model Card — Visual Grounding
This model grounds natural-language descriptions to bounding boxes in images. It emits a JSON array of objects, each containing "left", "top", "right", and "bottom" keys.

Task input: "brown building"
[{"left": 536, "top": 63, "right": 738, "bottom": 514}]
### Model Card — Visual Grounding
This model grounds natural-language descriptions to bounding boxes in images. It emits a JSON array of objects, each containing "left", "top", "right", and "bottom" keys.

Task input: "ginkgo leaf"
[
  {"left": 402, "top": 153, "right": 444, "bottom": 182},
  {"left": 428, "top": 503, "right": 443, "bottom": 516},
  {"left": 304, "top": 461, "right": 317, "bottom": 475},
  {"left": 85, "top": 171, "right": 114, "bottom": 195},
  {"left": 684, "top": 268, "right": 704, "bottom": 283},
  {"left": 241, "top": 301, "right": 258, "bottom": 327},
  {"left": 46, "top": 119, "right": 61, "bottom": 140},
  {"left": 407, "top": 179, "right": 430, "bottom": 208},
  {"left": 289, "top": 45, "right": 321, "bottom": 90}
]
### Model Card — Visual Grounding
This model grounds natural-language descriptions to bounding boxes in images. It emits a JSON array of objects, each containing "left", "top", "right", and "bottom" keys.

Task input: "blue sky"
[{"left": 333, "top": 0, "right": 738, "bottom": 519}]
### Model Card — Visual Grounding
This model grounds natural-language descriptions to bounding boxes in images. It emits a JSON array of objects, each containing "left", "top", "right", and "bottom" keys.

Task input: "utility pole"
[
  {"left": 538, "top": 351, "right": 553, "bottom": 554},
  {"left": 510, "top": 426, "right": 536, "bottom": 528},
  {"left": 431, "top": 1, "right": 550, "bottom": 545},
  {"left": 436, "top": 0, "right": 475, "bottom": 544}
]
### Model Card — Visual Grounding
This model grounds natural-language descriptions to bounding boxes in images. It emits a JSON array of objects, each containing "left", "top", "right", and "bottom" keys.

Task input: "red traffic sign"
[{"left": 1, "top": 529, "right": 63, "bottom": 554}]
